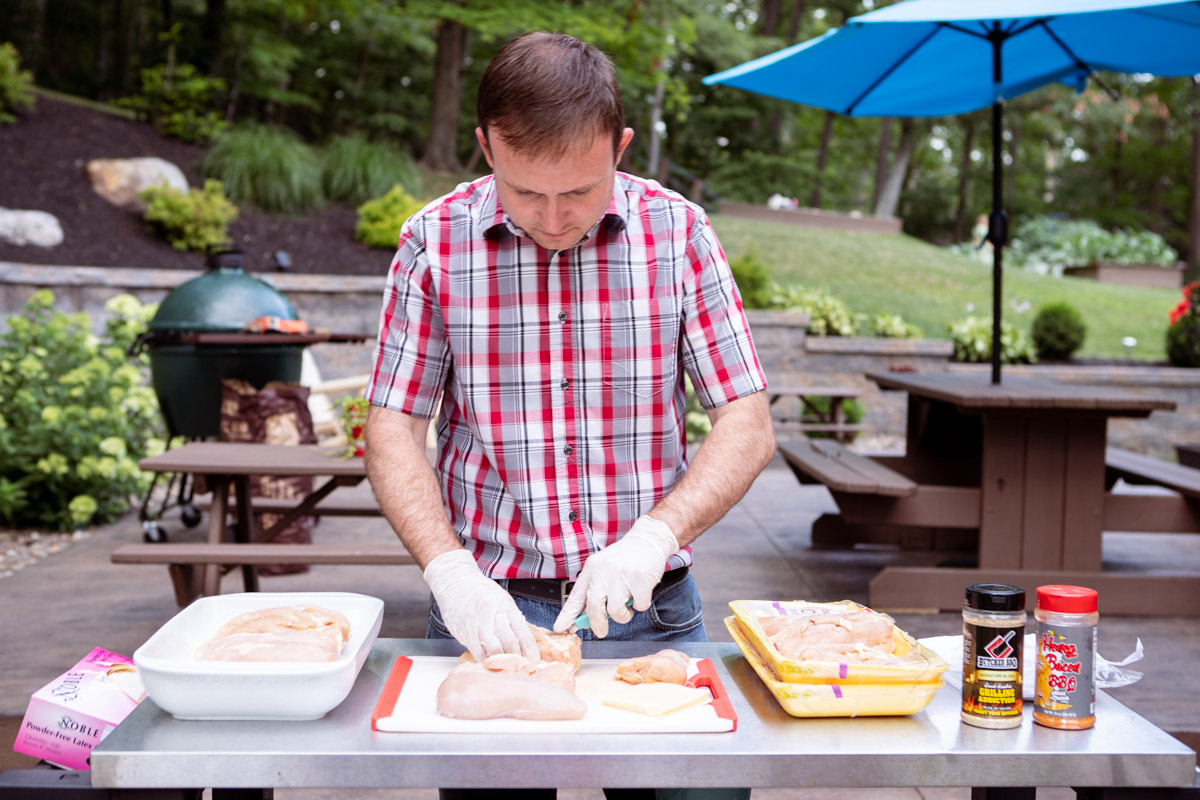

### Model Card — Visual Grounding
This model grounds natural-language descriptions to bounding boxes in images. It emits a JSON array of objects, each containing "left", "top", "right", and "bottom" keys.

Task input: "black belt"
[{"left": 504, "top": 566, "right": 689, "bottom": 606}]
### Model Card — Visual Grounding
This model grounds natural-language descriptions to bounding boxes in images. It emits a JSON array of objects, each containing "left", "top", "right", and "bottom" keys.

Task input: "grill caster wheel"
[
  {"left": 181, "top": 502, "right": 202, "bottom": 528},
  {"left": 143, "top": 521, "right": 168, "bottom": 544}
]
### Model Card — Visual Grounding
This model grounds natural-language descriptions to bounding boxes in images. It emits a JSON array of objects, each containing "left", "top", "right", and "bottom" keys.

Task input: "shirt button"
[
  {"left": 558, "top": 311, "right": 568, "bottom": 322},
  {"left": 568, "top": 510, "right": 578, "bottom": 522},
  {"left": 560, "top": 379, "right": 569, "bottom": 390},
  {"left": 563, "top": 445, "right": 573, "bottom": 455}
]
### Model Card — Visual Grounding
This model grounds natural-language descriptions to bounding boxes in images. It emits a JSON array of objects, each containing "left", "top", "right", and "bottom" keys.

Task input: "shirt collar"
[{"left": 482, "top": 174, "right": 629, "bottom": 244}]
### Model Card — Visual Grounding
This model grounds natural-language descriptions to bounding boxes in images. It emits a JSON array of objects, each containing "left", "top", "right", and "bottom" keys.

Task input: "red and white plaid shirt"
[{"left": 365, "top": 173, "right": 766, "bottom": 580}]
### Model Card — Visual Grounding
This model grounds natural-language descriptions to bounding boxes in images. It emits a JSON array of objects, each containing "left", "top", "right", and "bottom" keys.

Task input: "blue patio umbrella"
[{"left": 704, "top": 0, "right": 1200, "bottom": 382}]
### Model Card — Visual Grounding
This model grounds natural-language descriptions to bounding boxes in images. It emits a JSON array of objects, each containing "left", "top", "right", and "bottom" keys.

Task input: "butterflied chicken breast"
[
  {"left": 436, "top": 663, "right": 587, "bottom": 720},
  {"left": 614, "top": 649, "right": 690, "bottom": 685}
]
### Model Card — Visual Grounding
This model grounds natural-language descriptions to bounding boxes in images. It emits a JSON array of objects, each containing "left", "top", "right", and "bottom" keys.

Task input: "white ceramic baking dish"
[{"left": 133, "top": 592, "right": 383, "bottom": 720}]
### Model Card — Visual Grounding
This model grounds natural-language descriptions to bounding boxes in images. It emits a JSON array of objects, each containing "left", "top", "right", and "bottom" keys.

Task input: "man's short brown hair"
[{"left": 477, "top": 32, "right": 625, "bottom": 160}]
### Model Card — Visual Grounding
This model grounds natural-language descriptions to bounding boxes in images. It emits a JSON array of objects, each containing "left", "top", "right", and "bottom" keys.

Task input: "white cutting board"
[{"left": 372, "top": 656, "right": 736, "bottom": 733}]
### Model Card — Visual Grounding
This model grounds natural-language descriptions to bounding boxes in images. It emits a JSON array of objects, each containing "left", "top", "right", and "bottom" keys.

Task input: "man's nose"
[{"left": 544, "top": 197, "right": 562, "bottom": 231}]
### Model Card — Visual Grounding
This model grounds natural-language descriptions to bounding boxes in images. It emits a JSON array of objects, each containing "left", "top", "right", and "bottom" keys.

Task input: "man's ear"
[
  {"left": 615, "top": 127, "right": 634, "bottom": 166},
  {"left": 475, "top": 128, "right": 494, "bottom": 169}
]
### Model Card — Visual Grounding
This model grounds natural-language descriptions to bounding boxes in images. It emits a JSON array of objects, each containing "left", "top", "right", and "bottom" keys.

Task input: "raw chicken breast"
[
  {"left": 759, "top": 609, "right": 896, "bottom": 663},
  {"left": 197, "top": 605, "right": 352, "bottom": 662},
  {"left": 615, "top": 649, "right": 690, "bottom": 685},
  {"left": 437, "top": 664, "right": 587, "bottom": 720}
]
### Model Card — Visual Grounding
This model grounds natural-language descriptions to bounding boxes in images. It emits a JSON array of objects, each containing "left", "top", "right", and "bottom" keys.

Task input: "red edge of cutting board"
[
  {"left": 688, "top": 658, "right": 737, "bottom": 731},
  {"left": 371, "top": 656, "right": 737, "bottom": 732},
  {"left": 371, "top": 656, "right": 413, "bottom": 731}
]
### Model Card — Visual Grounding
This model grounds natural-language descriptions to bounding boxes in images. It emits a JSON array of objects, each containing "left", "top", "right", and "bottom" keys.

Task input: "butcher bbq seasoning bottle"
[
  {"left": 961, "top": 583, "right": 1025, "bottom": 729},
  {"left": 1034, "top": 585, "right": 1098, "bottom": 730}
]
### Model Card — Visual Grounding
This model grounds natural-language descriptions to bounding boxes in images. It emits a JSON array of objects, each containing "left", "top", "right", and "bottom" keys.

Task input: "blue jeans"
[
  {"left": 429, "top": 574, "right": 748, "bottom": 800},
  {"left": 426, "top": 572, "right": 708, "bottom": 643}
]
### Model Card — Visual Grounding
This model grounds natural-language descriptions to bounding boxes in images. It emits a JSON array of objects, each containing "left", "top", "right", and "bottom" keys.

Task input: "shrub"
[
  {"left": 948, "top": 316, "right": 1036, "bottom": 365},
  {"left": 0, "top": 42, "right": 35, "bottom": 124},
  {"left": 1008, "top": 215, "right": 1178, "bottom": 276},
  {"left": 140, "top": 179, "right": 238, "bottom": 251},
  {"left": 1166, "top": 281, "right": 1200, "bottom": 368},
  {"left": 869, "top": 312, "right": 923, "bottom": 339},
  {"left": 768, "top": 284, "right": 857, "bottom": 336},
  {"left": 1031, "top": 301, "right": 1087, "bottom": 361},
  {"left": 728, "top": 249, "right": 773, "bottom": 309},
  {"left": 356, "top": 185, "right": 427, "bottom": 249},
  {"left": 203, "top": 124, "right": 323, "bottom": 214},
  {"left": 802, "top": 396, "right": 865, "bottom": 442},
  {"left": 117, "top": 62, "right": 226, "bottom": 143},
  {"left": 0, "top": 291, "right": 166, "bottom": 530},
  {"left": 684, "top": 375, "right": 710, "bottom": 444},
  {"left": 322, "top": 134, "right": 421, "bottom": 206}
]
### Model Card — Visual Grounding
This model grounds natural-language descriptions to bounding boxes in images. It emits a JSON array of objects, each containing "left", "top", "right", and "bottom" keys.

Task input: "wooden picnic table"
[
  {"left": 793, "top": 372, "right": 1190, "bottom": 614},
  {"left": 115, "top": 442, "right": 408, "bottom": 605},
  {"left": 766, "top": 383, "right": 864, "bottom": 442}
]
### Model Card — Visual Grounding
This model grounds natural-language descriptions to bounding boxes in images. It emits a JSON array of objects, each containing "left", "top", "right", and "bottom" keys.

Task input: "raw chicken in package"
[{"left": 725, "top": 600, "right": 948, "bottom": 717}]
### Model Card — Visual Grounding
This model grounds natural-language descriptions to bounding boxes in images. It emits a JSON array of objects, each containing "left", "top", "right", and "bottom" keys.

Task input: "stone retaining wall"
[{"left": 4, "top": 262, "right": 1195, "bottom": 458}]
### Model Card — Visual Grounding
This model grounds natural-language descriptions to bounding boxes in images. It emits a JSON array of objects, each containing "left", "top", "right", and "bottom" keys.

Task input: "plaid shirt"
[{"left": 365, "top": 172, "right": 766, "bottom": 580}]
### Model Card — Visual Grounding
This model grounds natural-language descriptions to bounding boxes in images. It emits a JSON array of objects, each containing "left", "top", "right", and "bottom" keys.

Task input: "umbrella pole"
[{"left": 990, "top": 98, "right": 1004, "bottom": 384}]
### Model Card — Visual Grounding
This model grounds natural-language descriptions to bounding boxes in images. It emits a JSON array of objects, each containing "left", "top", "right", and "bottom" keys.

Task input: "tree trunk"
[
  {"left": 809, "top": 110, "right": 834, "bottom": 208},
  {"left": 767, "top": 0, "right": 807, "bottom": 142},
  {"left": 871, "top": 117, "right": 893, "bottom": 213},
  {"left": 874, "top": 118, "right": 918, "bottom": 219},
  {"left": 647, "top": 78, "right": 665, "bottom": 177},
  {"left": 759, "top": 0, "right": 783, "bottom": 36},
  {"left": 1189, "top": 78, "right": 1200, "bottom": 281},
  {"left": 110, "top": 0, "right": 129, "bottom": 98},
  {"left": 200, "top": 0, "right": 226, "bottom": 74},
  {"left": 953, "top": 117, "right": 977, "bottom": 241},
  {"left": 786, "top": 0, "right": 806, "bottom": 40},
  {"left": 422, "top": 18, "right": 469, "bottom": 173},
  {"left": 224, "top": 34, "right": 245, "bottom": 121},
  {"left": 95, "top": 2, "right": 109, "bottom": 99}
]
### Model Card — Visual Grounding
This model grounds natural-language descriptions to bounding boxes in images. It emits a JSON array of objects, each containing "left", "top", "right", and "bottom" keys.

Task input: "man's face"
[{"left": 477, "top": 125, "right": 634, "bottom": 252}]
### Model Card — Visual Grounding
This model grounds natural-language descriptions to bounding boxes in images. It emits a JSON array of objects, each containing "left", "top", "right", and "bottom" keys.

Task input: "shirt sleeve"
[
  {"left": 679, "top": 212, "right": 768, "bottom": 409},
  {"left": 363, "top": 220, "right": 451, "bottom": 418}
]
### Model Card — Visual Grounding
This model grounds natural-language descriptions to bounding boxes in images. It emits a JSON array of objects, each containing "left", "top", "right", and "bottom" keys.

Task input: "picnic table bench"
[
  {"left": 767, "top": 383, "right": 865, "bottom": 442},
  {"left": 112, "top": 442, "right": 409, "bottom": 606}
]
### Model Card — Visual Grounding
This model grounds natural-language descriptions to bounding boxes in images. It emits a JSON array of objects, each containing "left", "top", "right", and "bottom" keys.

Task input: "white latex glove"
[
  {"left": 423, "top": 549, "right": 540, "bottom": 662},
  {"left": 552, "top": 515, "right": 679, "bottom": 639}
]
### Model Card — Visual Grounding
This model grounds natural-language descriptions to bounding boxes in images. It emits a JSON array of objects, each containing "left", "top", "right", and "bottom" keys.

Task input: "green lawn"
[{"left": 710, "top": 214, "right": 1179, "bottom": 362}]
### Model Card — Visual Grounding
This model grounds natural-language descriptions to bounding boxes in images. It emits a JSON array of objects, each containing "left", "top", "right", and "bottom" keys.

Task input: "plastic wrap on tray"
[
  {"left": 726, "top": 615, "right": 942, "bottom": 717},
  {"left": 727, "top": 600, "right": 949, "bottom": 685}
]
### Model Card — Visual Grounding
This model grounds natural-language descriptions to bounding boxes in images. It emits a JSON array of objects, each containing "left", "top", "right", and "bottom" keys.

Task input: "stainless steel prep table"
[{"left": 89, "top": 639, "right": 1197, "bottom": 798}]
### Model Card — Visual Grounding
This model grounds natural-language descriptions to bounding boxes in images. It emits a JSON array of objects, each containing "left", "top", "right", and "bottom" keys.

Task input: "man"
[{"left": 364, "top": 30, "right": 772, "bottom": 680}]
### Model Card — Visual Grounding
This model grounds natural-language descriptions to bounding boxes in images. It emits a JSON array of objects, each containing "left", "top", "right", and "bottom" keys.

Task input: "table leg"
[
  {"left": 978, "top": 416, "right": 1026, "bottom": 570},
  {"left": 232, "top": 474, "right": 260, "bottom": 593},
  {"left": 971, "top": 789, "right": 1035, "bottom": 800},
  {"left": 202, "top": 478, "right": 229, "bottom": 597}
]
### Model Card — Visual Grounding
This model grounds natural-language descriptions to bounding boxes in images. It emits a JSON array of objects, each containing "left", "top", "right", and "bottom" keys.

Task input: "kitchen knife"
[{"left": 571, "top": 598, "right": 635, "bottom": 633}]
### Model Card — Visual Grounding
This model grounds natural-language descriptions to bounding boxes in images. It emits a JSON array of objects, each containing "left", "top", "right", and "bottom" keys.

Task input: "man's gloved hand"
[
  {"left": 552, "top": 515, "right": 679, "bottom": 639},
  {"left": 423, "top": 549, "right": 540, "bottom": 662}
]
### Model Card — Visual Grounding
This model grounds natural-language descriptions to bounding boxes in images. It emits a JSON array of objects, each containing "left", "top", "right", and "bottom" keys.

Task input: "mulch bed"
[{"left": 0, "top": 95, "right": 388, "bottom": 276}]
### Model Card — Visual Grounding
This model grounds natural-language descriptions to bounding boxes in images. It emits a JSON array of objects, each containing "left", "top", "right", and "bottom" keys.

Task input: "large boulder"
[
  {"left": 0, "top": 208, "right": 64, "bottom": 247},
  {"left": 86, "top": 157, "right": 189, "bottom": 209}
]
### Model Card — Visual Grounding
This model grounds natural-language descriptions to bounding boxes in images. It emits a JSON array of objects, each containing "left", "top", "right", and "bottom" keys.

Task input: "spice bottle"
[
  {"left": 1034, "top": 584, "right": 1098, "bottom": 730},
  {"left": 961, "top": 583, "right": 1025, "bottom": 729}
]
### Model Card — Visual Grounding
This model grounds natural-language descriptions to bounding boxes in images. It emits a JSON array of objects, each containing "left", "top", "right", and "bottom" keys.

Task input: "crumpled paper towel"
[{"left": 918, "top": 634, "right": 1144, "bottom": 699}]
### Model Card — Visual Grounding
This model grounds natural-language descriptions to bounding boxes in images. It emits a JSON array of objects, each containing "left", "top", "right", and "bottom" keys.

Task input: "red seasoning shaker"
[{"left": 1033, "top": 585, "right": 1099, "bottom": 730}]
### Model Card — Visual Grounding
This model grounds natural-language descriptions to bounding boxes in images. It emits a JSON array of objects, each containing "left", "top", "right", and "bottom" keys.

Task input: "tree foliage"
[{"left": 0, "top": 0, "right": 1194, "bottom": 265}]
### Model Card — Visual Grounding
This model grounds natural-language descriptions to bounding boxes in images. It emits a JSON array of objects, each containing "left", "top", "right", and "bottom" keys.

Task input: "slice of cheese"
[{"left": 600, "top": 681, "right": 711, "bottom": 717}]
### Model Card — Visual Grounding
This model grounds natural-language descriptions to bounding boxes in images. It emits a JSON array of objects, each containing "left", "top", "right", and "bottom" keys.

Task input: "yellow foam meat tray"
[
  {"left": 728, "top": 599, "right": 949, "bottom": 686},
  {"left": 725, "top": 614, "right": 944, "bottom": 718}
]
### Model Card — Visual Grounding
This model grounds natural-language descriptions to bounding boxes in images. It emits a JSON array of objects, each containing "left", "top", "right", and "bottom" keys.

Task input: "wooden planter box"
[{"left": 1065, "top": 261, "right": 1184, "bottom": 289}]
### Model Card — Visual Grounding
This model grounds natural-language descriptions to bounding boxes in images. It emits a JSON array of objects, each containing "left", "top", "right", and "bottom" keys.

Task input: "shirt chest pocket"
[{"left": 600, "top": 295, "right": 681, "bottom": 400}]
